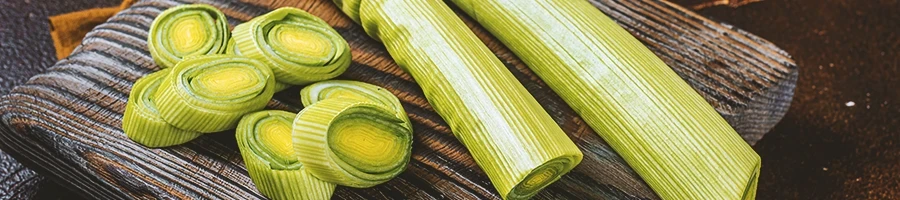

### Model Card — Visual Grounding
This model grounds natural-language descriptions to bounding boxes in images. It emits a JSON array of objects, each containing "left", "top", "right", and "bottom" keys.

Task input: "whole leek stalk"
[
  {"left": 232, "top": 7, "right": 351, "bottom": 86},
  {"left": 147, "top": 4, "right": 229, "bottom": 68},
  {"left": 293, "top": 99, "right": 412, "bottom": 188},
  {"left": 236, "top": 110, "right": 336, "bottom": 200},
  {"left": 448, "top": 0, "right": 761, "bottom": 199},
  {"left": 332, "top": 0, "right": 583, "bottom": 198},
  {"left": 123, "top": 69, "right": 202, "bottom": 147},
  {"left": 154, "top": 55, "right": 275, "bottom": 133}
]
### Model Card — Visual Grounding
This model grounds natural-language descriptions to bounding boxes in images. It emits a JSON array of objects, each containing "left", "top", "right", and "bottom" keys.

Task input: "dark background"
[{"left": 1, "top": 0, "right": 898, "bottom": 199}]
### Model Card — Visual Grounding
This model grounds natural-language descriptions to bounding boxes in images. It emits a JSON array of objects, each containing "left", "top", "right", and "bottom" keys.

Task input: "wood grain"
[{"left": 0, "top": 0, "right": 796, "bottom": 199}]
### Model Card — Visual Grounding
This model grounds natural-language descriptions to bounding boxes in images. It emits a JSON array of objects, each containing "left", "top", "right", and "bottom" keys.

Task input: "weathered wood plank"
[{"left": 0, "top": 0, "right": 796, "bottom": 199}]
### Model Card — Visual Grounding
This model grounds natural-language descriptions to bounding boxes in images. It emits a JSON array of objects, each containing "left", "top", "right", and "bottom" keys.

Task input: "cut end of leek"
[
  {"left": 237, "top": 110, "right": 336, "bottom": 200},
  {"left": 154, "top": 55, "right": 275, "bottom": 133},
  {"left": 123, "top": 69, "right": 202, "bottom": 147},
  {"left": 507, "top": 157, "right": 578, "bottom": 200},
  {"left": 232, "top": 7, "right": 351, "bottom": 85},
  {"left": 293, "top": 99, "right": 412, "bottom": 188},
  {"left": 148, "top": 4, "right": 229, "bottom": 68}
]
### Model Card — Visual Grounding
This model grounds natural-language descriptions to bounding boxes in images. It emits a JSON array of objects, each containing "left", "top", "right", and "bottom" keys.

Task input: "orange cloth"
[{"left": 49, "top": 0, "right": 135, "bottom": 60}]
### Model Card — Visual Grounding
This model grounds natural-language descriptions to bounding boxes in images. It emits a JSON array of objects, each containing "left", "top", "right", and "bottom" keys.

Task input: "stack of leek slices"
[{"left": 125, "top": 4, "right": 413, "bottom": 199}]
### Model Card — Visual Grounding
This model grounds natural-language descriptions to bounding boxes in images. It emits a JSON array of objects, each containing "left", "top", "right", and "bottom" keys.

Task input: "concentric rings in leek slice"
[
  {"left": 123, "top": 69, "right": 202, "bottom": 147},
  {"left": 148, "top": 4, "right": 229, "bottom": 68},
  {"left": 300, "top": 80, "right": 411, "bottom": 131},
  {"left": 233, "top": 7, "right": 351, "bottom": 85},
  {"left": 293, "top": 99, "right": 412, "bottom": 188},
  {"left": 154, "top": 55, "right": 275, "bottom": 133},
  {"left": 237, "top": 110, "right": 335, "bottom": 200}
]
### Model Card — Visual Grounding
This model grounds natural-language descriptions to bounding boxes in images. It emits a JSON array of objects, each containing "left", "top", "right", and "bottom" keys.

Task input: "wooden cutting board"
[{"left": 0, "top": 0, "right": 796, "bottom": 199}]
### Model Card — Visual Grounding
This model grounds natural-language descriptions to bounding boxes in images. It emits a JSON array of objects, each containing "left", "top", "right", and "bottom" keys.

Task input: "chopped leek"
[
  {"left": 123, "top": 69, "right": 202, "bottom": 147},
  {"left": 232, "top": 7, "right": 351, "bottom": 86},
  {"left": 299, "top": 80, "right": 410, "bottom": 131},
  {"left": 153, "top": 55, "right": 275, "bottom": 133},
  {"left": 237, "top": 110, "right": 336, "bottom": 200},
  {"left": 148, "top": 4, "right": 228, "bottom": 68},
  {"left": 448, "top": 0, "right": 761, "bottom": 199},
  {"left": 292, "top": 99, "right": 411, "bottom": 188},
  {"left": 333, "top": 0, "right": 583, "bottom": 198}
]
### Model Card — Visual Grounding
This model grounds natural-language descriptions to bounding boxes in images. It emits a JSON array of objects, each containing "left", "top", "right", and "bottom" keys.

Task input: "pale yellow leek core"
[
  {"left": 122, "top": 69, "right": 202, "bottom": 147},
  {"left": 153, "top": 55, "right": 275, "bottom": 133},
  {"left": 148, "top": 4, "right": 228, "bottom": 68},
  {"left": 333, "top": 0, "right": 583, "bottom": 199},
  {"left": 233, "top": 7, "right": 351, "bottom": 85},
  {"left": 293, "top": 99, "right": 412, "bottom": 188},
  {"left": 237, "top": 110, "right": 336, "bottom": 200},
  {"left": 449, "top": 0, "right": 761, "bottom": 199}
]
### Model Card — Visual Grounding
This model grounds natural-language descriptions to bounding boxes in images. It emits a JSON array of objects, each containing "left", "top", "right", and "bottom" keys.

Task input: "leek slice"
[
  {"left": 154, "top": 55, "right": 275, "bottom": 133},
  {"left": 333, "top": 0, "right": 583, "bottom": 198},
  {"left": 292, "top": 99, "right": 411, "bottom": 188},
  {"left": 299, "top": 80, "right": 410, "bottom": 131},
  {"left": 448, "top": 0, "right": 761, "bottom": 199},
  {"left": 232, "top": 7, "right": 351, "bottom": 85},
  {"left": 123, "top": 69, "right": 202, "bottom": 147},
  {"left": 237, "top": 110, "right": 336, "bottom": 200},
  {"left": 148, "top": 4, "right": 228, "bottom": 69}
]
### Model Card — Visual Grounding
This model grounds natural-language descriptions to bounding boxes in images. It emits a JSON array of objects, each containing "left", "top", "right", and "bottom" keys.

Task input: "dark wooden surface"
[
  {"left": 0, "top": 0, "right": 797, "bottom": 199},
  {"left": 688, "top": 1, "right": 900, "bottom": 199}
]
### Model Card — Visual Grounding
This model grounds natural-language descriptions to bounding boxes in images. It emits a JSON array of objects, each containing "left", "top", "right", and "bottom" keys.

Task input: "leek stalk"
[
  {"left": 448, "top": 0, "right": 761, "bottom": 199},
  {"left": 299, "top": 80, "right": 411, "bottom": 131},
  {"left": 332, "top": 0, "right": 583, "bottom": 198}
]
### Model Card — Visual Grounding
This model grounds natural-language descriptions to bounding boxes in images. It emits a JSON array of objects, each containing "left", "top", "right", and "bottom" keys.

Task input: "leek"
[
  {"left": 122, "top": 69, "right": 202, "bottom": 147},
  {"left": 299, "top": 80, "right": 410, "bottom": 131},
  {"left": 292, "top": 99, "right": 411, "bottom": 188},
  {"left": 154, "top": 55, "right": 275, "bottom": 133},
  {"left": 236, "top": 110, "right": 336, "bottom": 200},
  {"left": 232, "top": 7, "right": 352, "bottom": 86},
  {"left": 148, "top": 4, "right": 228, "bottom": 69},
  {"left": 448, "top": 0, "right": 761, "bottom": 199},
  {"left": 332, "top": 0, "right": 583, "bottom": 198}
]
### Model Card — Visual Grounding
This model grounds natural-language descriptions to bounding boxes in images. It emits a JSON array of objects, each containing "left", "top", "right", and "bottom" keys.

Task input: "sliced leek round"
[
  {"left": 148, "top": 4, "right": 229, "bottom": 68},
  {"left": 293, "top": 99, "right": 412, "bottom": 188},
  {"left": 232, "top": 7, "right": 351, "bottom": 85},
  {"left": 154, "top": 55, "right": 275, "bottom": 133},
  {"left": 123, "top": 69, "right": 202, "bottom": 147},
  {"left": 237, "top": 110, "right": 336, "bottom": 200},
  {"left": 299, "top": 80, "right": 410, "bottom": 130}
]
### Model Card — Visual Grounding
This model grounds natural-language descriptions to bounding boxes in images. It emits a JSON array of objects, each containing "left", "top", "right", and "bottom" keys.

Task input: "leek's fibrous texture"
[
  {"left": 293, "top": 99, "right": 412, "bottom": 188},
  {"left": 154, "top": 55, "right": 275, "bottom": 133},
  {"left": 148, "top": 4, "right": 228, "bottom": 69},
  {"left": 332, "top": 0, "right": 583, "bottom": 198},
  {"left": 233, "top": 7, "right": 351, "bottom": 86},
  {"left": 300, "top": 80, "right": 411, "bottom": 131},
  {"left": 123, "top": 69, "right": 202, "bottom": 147},
  {"left": 449, "top": 0, "right": 761, "bottom": 199},
  {"left": 236, "top": 110, "right": 336, "bottom": 200}
]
